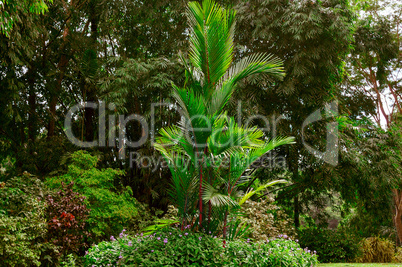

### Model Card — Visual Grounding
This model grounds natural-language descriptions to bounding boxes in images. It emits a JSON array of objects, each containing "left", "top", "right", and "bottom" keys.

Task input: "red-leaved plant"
[{"left": 46, "top": 181, "right": 90, "bottom": 256}]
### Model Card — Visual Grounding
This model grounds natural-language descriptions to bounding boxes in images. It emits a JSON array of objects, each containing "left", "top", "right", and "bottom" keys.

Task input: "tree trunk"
[
  {"left": 83, "top": 0, "right": 99, "bottom": 141},
  {"left": 198, "top": 165, "right": 203, "bottom": 227},
  {"left": 393, "top": 189, "right": 402, "bottom": 243},
  {"left": 48, "top": 54, "right": 68, "bottom": 137},
  {"left": 48, "top": 1, "right": 73, "bottom": 137},
  {"left": 292, "top": 157, "right": 300, "bottom": 229},
  {"left": 294, "top": 195, "right": 300, "bottom": 229},
  {"left": 223, "top": 210, "right": 228, "bottom": 239},
  {"left": 28, "top": 67, "right": 36, "bottom": 141}
]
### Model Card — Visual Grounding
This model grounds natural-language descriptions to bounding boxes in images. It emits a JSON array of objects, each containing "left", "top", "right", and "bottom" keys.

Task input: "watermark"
[
  {"left": 64, "top": 100, "right": 339, "bottom": 168},
  {"left": 128, "top": 151, "right": 287, "bottom": 172}
]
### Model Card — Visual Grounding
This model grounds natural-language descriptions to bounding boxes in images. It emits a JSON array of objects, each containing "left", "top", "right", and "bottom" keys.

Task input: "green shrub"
[
  {"left": 240, "top": 199, "right": 296, "bottom": 241},
  {"left": 60, "top": 253, "right": 79, "bottom": 267},
  {"left": 223, "top": 236, "right": 318, "bottom": 267},
  {"left": 85, "top": 228, "right": 224, "bottom": 266},
  {"left": 298, "top": 227, "right": 361, "bottom": 263},
  {"left": 356, "top": 237, "right": 394, "bottom": 263},
  {"left": 0, "top": 173, "right": 58, "bottom": 266},
  {"left": 84, "top": 235, "right": 125, "bottom": 266},
  {"left": 46, "top": 150, "right": 138, "bottom": 241},
  {"left": 84, "top": 228, "right": 318, "bottom": 267}
]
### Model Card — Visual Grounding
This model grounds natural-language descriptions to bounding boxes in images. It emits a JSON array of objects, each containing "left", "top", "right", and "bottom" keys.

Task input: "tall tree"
[
  {"left": 154, "top": 0, "right": 293, "bottom": 233},
  {"left": 344, "top": 0, "right": 402, "bottom": 242},
  {"left": 346, "top": 0, "right": 401, "bottom": 127},
  {"left": 232, "top": 0, "right": 355, "bottom": 228}
]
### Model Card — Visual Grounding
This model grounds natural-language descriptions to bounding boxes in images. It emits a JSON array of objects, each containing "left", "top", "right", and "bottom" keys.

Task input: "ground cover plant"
[
  {"left": 84, "top": 227, "right": 318, "bottom": 267},
  {"left": 318, "top": 264, "right": 402, "bottom": 267}
]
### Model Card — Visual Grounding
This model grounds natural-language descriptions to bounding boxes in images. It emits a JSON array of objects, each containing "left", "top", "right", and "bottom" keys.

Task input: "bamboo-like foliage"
[{"left": 154, "top": 0, "right": 294, "bottom": 235}]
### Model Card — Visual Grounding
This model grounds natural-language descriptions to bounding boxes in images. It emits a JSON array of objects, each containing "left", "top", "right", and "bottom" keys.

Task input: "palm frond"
[
  {"left": 142, "top": 219, "right": 180, "bottom": 236},
  {"left": 207, "top": 115, "right": 265, "bottom": 156},
  {"left": 171, "top": 84, "right": 213, "bottom": 146},
  {"left": 222, "top": 136, "right": 295, "bottom": 188},
  {"left": 187, "top": 0, "right": 236, "bottom": 93},
  {"left": 208, "top": 53, "right": 284, "bottom": 115},
  {"left": 167, "top": 159, "right": 199, "bottom": 218},
  {"left": 202, "top": 182, "right": 240, "bottom": 208},
  {"left": 238, "top": 179, "right": 289, "bottom": 205},
  {"left": 221, "top": 53, "right": 285, "bottom": 86}
]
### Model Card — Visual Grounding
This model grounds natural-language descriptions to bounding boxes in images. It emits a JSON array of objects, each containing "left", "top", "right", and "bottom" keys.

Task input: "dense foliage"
[
  {"left": 298, "top": 227, "right": 361, "bottom": 263},
  {"left": 0, "top": 173, "right": 57, "bottom": 266},
  {"left": 46, "top": 151, "right": 138, "bottom": 240},
  {"left": 84, "top": 227, "right": 318, "bottom": 267}
]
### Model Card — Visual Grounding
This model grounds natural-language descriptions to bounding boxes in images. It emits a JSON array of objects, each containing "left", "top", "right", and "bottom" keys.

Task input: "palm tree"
[{"left": 154, "top": 0, "right": 294, "bottom": 234}]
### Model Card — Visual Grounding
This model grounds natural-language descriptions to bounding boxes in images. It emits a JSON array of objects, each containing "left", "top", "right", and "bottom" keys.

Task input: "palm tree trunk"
[
  {"left": 198, "top": 166, "right": 203, "bottom": 227},
  {"left": 208, "top": 201, "right": 212, "bottom": 226},
  {"left": 198, "top": 147, "right": 208, "bottom": 228},
  {"left": 223, "top": 210, "right": 228, "bottom": 238}
]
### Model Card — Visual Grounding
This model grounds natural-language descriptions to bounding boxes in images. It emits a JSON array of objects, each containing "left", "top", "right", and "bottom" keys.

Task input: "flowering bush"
[
  {"left": 84, "top": 228, "right": 318, "bottom": 266},
  {"left": 84, "top": 227, "right": 224, "bottom": 266},
  {"left": 223, "top": 235, "right": 318, "bottom": 267}
]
